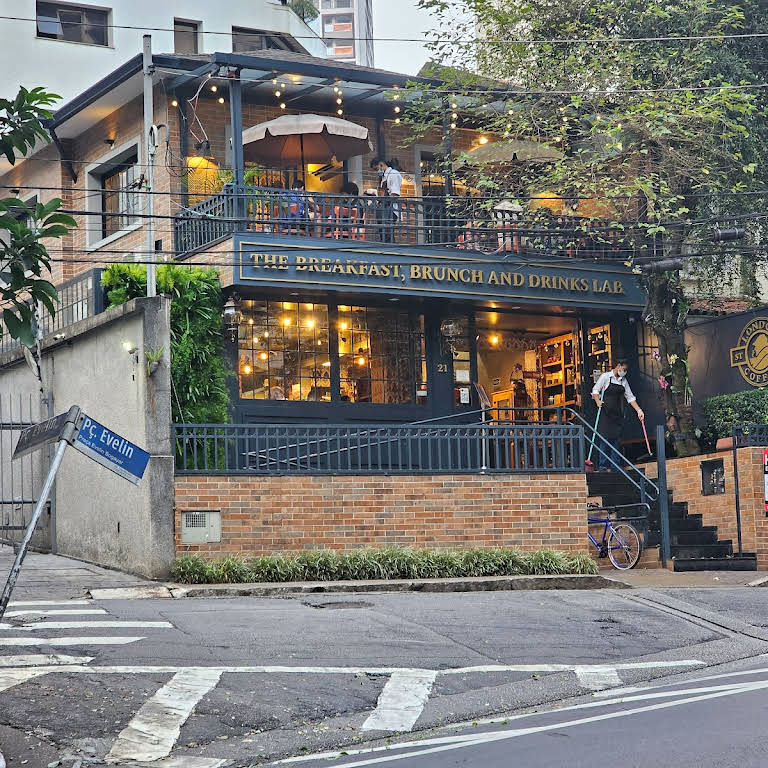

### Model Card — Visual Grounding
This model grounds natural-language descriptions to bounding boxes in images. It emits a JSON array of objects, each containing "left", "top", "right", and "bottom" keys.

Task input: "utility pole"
[{"left": 143, "top": 35, "right": 157, "bottom": 297}]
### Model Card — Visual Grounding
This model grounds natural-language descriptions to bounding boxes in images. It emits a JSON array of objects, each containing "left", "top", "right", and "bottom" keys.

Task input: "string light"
[
  {"left": 218, "top": 96, "right": 225, "bottom": 104},
  {"left": 394, "top": 106, "right": 401, "bottom": 113},
  {"left": 336, "top": 97, "right": 343, "bottom": 105},
  {"left": 452, "top": 112, "right": 458, "bottom": 119},
  {"left": 171, "top": 99, "right": 178, "bottom": 107},
  {"left": 395, "top": 118, "right": 401, "bottom": 123},
  {"left": 450, "top": 122, "right": 457, "bottom": 129},
  {"left": 478, "top": 136, "right": 489, "bottom": 144},
  {"left": 210, "top": 85, "right": 217, "bottom": 92},
  {"left": 337, "top": 109, "right": 343, "bottom": 115},
  {"left": 274, "top": 90, "right": 281, "bottom": 97},
  {"left": 281, "top": 102, "right": 286, "bottom": 109}
]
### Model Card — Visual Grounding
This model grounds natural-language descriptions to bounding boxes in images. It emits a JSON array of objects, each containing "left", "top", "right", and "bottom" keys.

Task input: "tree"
[
  {"left": 414, "top": 0, "right": 768, "bottom": 455},
  {"left": 288, "top": 0, "right": 319, "bottom": 24},
  {"left": 0, "top": 87, "right": 75, "bottom": 347}
]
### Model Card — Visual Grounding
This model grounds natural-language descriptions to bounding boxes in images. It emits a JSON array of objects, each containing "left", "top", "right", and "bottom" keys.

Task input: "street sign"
[
  {"left": 13, "top": 410, "right": 73, "bottom": 459},
  {"left": 73, "top": 415, "right": 150, "bottom": 485}
]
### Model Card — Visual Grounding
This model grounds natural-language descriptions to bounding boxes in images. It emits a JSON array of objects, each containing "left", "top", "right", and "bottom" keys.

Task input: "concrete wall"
[
  {"left": 0, "top": 297, "right": 174, "bottom": 578},
  {"left": 174, "top": 473, "right": 589, "bottom": 559},
  {"left": 2, "top": 0, "right": 324, "bottom": 105}
]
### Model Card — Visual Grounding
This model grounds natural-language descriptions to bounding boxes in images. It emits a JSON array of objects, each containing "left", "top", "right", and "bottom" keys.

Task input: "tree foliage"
[
  {"left": 0, "top": 87, "right": 75, "bottom": 347},
  {"left": 102, "top": 264, "right": 231, "bottom": 424},
  {"left": 413, "top": 0, "right": 768, "bottom": 454}
]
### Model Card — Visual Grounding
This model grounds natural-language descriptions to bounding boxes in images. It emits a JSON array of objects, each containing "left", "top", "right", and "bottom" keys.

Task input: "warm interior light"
[
  {"left": 340, "top": 322, "right": 348, "bottom": 330},
  {"left": 322, "top": 361, "right": 331, "bottom": 367},
  {"left": 210, "top": 85, "right": 217, "bottom": 93},
  {"left": 478, "top": 136, "right": 489, "bottom": 144},
  {"left": 242, "top": 363, "right": 252, "bottom": 375},
  {"left": 248, "top": 318, "right": 254, "bottom": 325},
  {"left": 306, "top": 318, "right": 315, "bottom": 329},
  {"left": 282, "top": 317, "right": 292, "bottom": 326},
  {"left": 490, "top": 335, "right": 500, "bottom": 346},
  {"left": 357, "top": 356, "right": 367, "bottom": 366},
  {"left": 259, "top": 352, "right": 268, "bottom": 361},
  {"left": 264, "top": 331, "right": 269, "bottom": 338}
]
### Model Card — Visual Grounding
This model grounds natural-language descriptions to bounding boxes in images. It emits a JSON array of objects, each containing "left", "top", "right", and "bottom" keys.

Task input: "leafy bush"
[
  {"left": 700, "top": 389, "right": 768, "bottom": 450},
  {"left": 170, "top": 547, "right": 599, "bottom": 584},
  {"left": 102, "top": 264, "right": 231, "bottom": 424}
]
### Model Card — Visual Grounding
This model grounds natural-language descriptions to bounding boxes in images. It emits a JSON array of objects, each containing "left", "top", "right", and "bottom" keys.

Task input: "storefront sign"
[
  {"left": 234, "top": 237, "right": 646, "bottom": 310},
  {"left": 729, "top": 317, "right": 768, "bottom": 387}
]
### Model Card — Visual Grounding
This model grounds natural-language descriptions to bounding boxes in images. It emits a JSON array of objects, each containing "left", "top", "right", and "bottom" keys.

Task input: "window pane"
[
  {"left": 232, "top": 27, "right": 264, "bottom": 52},
  {"left": 238, "top": 301, "right": 330, "bottom": 401},
  {"left": 101, "top": 155, "right": 139, "bottom": 239},
  {"left": 36, "top": 3, "right": 108, "bottom": 45},
  {"left": 338, "top": 306, "right": 425, "bottom": 404},
  {"left": 174, "top": 20, "right": 198, "bottom": 54}
]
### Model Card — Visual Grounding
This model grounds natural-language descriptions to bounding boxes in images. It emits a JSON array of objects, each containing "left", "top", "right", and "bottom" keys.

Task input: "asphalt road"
[
  {"left": 286, "top": 660, "right": 768, "bottom": 768},
  {"left": 1, "top": 584, "right": 768, "bottom": 767}
]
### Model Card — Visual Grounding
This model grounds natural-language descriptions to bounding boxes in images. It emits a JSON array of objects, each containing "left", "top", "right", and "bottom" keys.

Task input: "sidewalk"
[
  {"left": 0, "top": 544, "right": 151, "bottom": 601},
  {"left": 602, "top": 567, "right": 768, "bottom": 588}
]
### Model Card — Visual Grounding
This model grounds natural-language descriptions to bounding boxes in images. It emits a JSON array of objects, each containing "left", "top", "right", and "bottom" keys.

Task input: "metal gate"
[{"left": 0, "top": 394, "right": 50, "bottom": 551}]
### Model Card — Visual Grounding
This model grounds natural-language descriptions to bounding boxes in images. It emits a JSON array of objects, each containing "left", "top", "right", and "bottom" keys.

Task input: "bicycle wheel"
[{"left": 607, "top": 523, "right": 641, "bottom": 569}]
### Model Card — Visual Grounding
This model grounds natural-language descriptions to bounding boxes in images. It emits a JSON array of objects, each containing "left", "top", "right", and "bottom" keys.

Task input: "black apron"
[{"left": 599, "top": 381, "right": 626, "bottom": 442}]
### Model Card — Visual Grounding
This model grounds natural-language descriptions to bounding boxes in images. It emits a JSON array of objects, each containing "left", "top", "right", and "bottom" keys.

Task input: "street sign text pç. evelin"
[{"left": 73, "top": 415, "right": 150, "bottom": 485}]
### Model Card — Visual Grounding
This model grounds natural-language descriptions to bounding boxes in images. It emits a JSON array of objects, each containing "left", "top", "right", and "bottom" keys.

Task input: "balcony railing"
[
  {"left": 0, "top": 269, "right": 104, "bottom": 357},
  {"left": 173, "top": 421, "right": 585, "bottom": 475},
  {"left": 175, "top": 185, "right": 659, "bottom": 260}
]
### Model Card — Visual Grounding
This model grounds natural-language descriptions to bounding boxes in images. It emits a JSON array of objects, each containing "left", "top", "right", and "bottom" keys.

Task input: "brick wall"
[
  {"left": 640, "top": 447, "right": 768, "bottom": 566},
  {"left": 174, "top": 473, "right": 589, "bottom": 559}
]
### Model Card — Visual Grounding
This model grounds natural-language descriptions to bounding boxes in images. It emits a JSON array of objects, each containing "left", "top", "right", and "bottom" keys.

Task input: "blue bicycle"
[{"left": 587, "top": 507, "right": 642, "bottom": 570}]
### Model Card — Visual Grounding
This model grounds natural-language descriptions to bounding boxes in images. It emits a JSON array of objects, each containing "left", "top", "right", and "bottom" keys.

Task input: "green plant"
[
  {"left": 700, "top": 389, "right": 768, "bottom": 450},
  {"left": 289, "top": 0, "right": 319, "bottom": 23},
  {"left": 170, "top": 546, "right": 598, "bottom": 584},
  {"left": 170, "top": 554, "right": 210, "bottom": 584},
  {"left": 145, "top": 346, "right": 165, "bottom": 376},
  {"left": 102, "top": 264, "right": 231, "bottom": 424}
]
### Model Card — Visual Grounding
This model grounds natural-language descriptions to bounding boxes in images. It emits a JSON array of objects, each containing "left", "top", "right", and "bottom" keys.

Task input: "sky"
[{"left": 372, "top": 0, "right": 436, "bottom": 75}]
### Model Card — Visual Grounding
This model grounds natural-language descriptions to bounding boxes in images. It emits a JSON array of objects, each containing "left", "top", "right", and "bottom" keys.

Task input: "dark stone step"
[
  {"left": 669, "top": 518, "right": 709, "bottom": 532},
  {"left": 672, "top": 542, "right": 733, "bottom": 559},
  {"left": 673, "top": 554, "right": 758, "bottom": 572},
  {"left": 670, "top": 530, "right": 720, "bottom": 546}
]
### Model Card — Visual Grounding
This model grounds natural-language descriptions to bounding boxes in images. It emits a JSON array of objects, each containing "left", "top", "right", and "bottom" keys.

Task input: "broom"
[
  {"left": 636, "top": 416, "right": 654, "bottom": 463},
  {"left": 584, "top": 389, "right": 604, "bottom": 473}
]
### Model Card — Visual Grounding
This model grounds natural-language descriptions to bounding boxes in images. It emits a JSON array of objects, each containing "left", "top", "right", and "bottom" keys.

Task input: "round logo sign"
[{"left": 730, "top": 318, "right": 768, "bottom": 386}]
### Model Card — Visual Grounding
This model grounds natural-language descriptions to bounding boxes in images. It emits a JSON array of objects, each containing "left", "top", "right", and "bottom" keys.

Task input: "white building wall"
[
  {"left": 313, "top": 0, "right": 374, "bottom": 66},
  {"left": 2, "top": 0, "right": 326, "bottom": 105}
]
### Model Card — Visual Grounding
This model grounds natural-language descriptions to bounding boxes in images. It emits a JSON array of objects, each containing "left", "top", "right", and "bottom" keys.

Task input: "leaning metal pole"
[{"left": 0, "top": 411, "right": 80, "bottom": 620}]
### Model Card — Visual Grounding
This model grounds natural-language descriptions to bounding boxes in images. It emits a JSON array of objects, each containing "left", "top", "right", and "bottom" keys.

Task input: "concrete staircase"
[{"left": 586, "top": 471, "right": 757, "bottom": 571}]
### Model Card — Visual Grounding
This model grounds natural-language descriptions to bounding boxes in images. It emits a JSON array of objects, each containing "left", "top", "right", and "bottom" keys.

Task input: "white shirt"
[
  {"left": 383, "top": 166, "right": 402, "bottom": 196},
  {"left": 591, "top": 371, "right": 636, "bottom": 404}
]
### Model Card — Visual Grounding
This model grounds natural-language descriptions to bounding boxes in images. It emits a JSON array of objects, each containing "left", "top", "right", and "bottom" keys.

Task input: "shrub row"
[
  {"left": 700, "top": 388, "right": 768, "bottom": 451},
  {"left": 170, "top": 547, "right": 598, "bottom": 584}
]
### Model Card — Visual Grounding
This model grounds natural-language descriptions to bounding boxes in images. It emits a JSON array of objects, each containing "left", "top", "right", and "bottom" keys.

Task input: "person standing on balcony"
[
  {"left": 591, "top": 358, "right": 644, "bottom": 471},
  {"left": 370, "top": 158, "right": 402, "bottom": 242}
]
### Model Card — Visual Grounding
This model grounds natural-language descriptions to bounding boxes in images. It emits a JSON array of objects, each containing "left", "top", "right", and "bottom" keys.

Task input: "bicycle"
[{"left": 587, "top": 508, "right": 642, "bottom": 569}]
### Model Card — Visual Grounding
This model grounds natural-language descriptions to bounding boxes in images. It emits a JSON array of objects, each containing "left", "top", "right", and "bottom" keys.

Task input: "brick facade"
[
  {"left": 640, "top": 447, "right": 768, "bottom": 567},
  {"left": 174, "top": 473, "right": 589, "bottom": 559}
]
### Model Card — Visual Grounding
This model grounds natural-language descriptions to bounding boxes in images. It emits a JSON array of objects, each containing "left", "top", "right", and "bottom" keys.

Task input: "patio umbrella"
[{"left": 242, "top": 114, "right": 373, "bottom": 170}]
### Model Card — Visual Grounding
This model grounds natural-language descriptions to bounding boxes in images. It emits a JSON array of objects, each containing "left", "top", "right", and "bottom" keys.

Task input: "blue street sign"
[{"left": 73, "top": 414, "right": 150, "bottom": 485}]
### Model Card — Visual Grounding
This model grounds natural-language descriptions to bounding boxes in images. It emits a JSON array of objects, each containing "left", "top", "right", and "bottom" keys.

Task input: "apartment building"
[
  {"left": 313, "top": 0, "right": 374, "bottom": 67},
  {"left": 2, "top": 0, "right": 325, "bottom": 104}
]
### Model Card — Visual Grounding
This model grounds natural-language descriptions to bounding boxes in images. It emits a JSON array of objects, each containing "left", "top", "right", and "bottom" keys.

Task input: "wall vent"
[{"left": 181, "top": 510, "right": 221, "bottom": 543}]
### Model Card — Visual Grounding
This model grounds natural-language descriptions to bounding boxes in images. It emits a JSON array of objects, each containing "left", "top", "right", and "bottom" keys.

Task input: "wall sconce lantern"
[{"left": 223, "top": 295, "right": 241, "bottom": 343}]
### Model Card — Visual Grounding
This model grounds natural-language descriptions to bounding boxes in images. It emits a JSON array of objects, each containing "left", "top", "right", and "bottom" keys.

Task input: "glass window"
[
  {"left": 637, "top": 323, "right": 660, "bottom": 380},
  {"left": 322, "top": 0, "right": 352, "bottom": 8},
  {"left": 239, "top": 301, "right": 330, "bottom": 401},
  {"left": 36, "top": 2, "right": 109, "bottom": 46},
  {"left": 174, "top": 20, "right": 199, "bottom": 54},
  {"left": 232, "top": 26, "right": 264, "bottom": 52},
  {"left": 100, "top": 154, "right": 140, "bottom": 239},
  {"left": 337, "top": 306, "right": 426, "bottom": 404}
]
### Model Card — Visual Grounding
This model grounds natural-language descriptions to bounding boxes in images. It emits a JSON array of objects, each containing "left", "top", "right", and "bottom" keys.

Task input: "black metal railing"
[
  {"left": 174, "top": 185, "right": 657, "bottom": 260},
  {"left": 0, "top": 269, "right": 104, "bottom": 357},
  {"left": 173, "top": 421, "right": 585, "bottom": 475},
  {"left": 733, "top": 424, "right": 768, "bottom": 447}
]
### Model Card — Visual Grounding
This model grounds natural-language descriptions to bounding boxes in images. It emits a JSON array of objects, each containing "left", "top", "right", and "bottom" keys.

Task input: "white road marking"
[
  {"left": 0, "top": 669, "right": 50, "bottom": 693},
  {"left": 0, "top": 654, "right": 92, "bottom": 667},
  {"left": 574, "top": 666, "right": 622, "bottom": 690},
  {"left": 307, "top": 680, "right": 768, "bottom": 768},
  {"left": 3, "top": 609, "right": 107, "bottom": 618},
  {"left": 6, "top": 599, "right": 91, "bottom": 606},
  {"left": 362, "top": 670, "right": 437, "bottom": 732},
  {"left": 0, "top": 620, "right": 172, "bottom": 630},
  {"left": 0, "top": 636, "right": 145, "bottom": 647},
  {"left": 105, "top": 668, "right": 222, "bottom": 764},
  {"left": 141, "top": 758, "right": 227, "bottom": 768}
]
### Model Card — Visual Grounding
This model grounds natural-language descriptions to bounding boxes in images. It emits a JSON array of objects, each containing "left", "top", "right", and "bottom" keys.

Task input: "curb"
[
  {"left": 748, "top": 575, "right": 768, "bottom": 587},
  {"left": 169, "top": 573, "right": 631, "bottom": 598}
]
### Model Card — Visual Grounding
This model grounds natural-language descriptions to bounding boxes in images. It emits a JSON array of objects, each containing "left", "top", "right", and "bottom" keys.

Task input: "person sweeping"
[{"left": 591, "top": 358, "right": 644, "bottom": 471}]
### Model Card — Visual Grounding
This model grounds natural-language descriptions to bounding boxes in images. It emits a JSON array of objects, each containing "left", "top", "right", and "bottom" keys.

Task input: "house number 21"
[{"left": 437, "top": 363, "right": 449, "bottom": 373}]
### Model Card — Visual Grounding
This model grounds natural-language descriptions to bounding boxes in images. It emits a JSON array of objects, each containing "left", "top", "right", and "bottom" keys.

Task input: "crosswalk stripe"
[
  {"left": 6, "top": 600, "right": 91, "bottom": 607},
  {"left": 0, "top": 669, "right": 50, "bottom": 693},
  {"left": 0, "top": 620, "right": 173, "bottom": 630},
  {"left": 362, "top": 670, "right": 437, "bottom": 732},
  {"left": 575, "top": 666, "right": 623, "bottom": 690},
  {"left": 3, "top": 609, "right": 107, "bottom": 618},
  {"left": 0, "top": 654, "right": 93, "bottom": 667},
  {"left": 0, "top": 636, "right": 145, "bottom": 647},
  {"left": 105, "top": 669, "right": 222, "bottom": 764}
]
